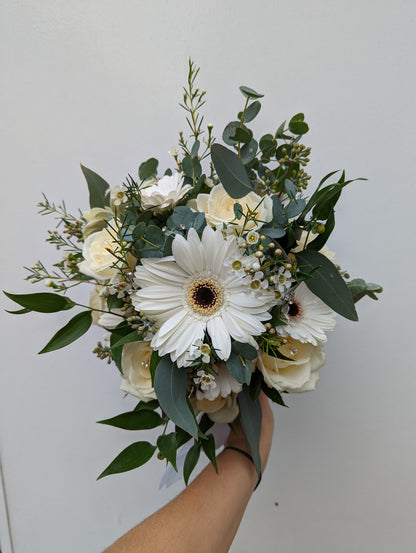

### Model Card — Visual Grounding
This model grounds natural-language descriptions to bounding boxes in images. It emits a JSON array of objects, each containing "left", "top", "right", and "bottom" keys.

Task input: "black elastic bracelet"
[{"left": 223, "top": 446, "right": 262, "bottom": 490}]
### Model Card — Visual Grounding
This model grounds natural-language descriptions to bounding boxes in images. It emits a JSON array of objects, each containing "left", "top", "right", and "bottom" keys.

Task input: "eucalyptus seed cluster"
[
  {"left": 93, "top": 342, "right": 113, "bottom": 364},
  {"left": 276, "top": 141, "right": 312, "bottom": 192}
]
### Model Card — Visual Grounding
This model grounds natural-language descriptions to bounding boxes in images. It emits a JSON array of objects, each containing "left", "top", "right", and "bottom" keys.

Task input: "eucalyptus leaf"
[
  {"left": 272, "top": 196, "right": 287, "bottom": 226},
  {"left": 231, "top": 341, "right": 257, "bottom": 360},
  {"left": 261, "top": 225, "right": 286, "bottom": 239},
  {"left": 237, "top": 385, "right": 262, "bottom": 477},
  {"left": 4, "top": 291, "right": 75, "bottom": 313},
  {"left": 288, "top": 120, "right": 309, "bottom": 135},
  {"left": 231, "top": 127, "right": 253, "bottom": 144},
  {"left": 97, "top": 441, "right": 156, "bottom": 479},
  {"left": 190, "top": 140, "right": 200, "bottom": 158},
  {"left": 80, "top": 164, "right": 110, "bottom": 209},
  {"left": 295, "top": 250, "right": 358, "bottom": 321},
  {"left": 286, "top": 198, "right": 307, "bottom": 219},
  {"left": 154, "top": 357, "right": 198, "bottom": 438},
  {"left": 38, "top": 310, "right": 92, "bottom": 354},
  {"left": 239, "top": 101, "right": 261, "bottom": 123},
  {"left": 211, "top": 144, "right": 252, "bottom": 199},
  {"left": 233, "top": 203, "right": 243, "bottom": 220},
  {"left": 222, "top": 121, "right": 240, "bottom": 145},
  {"left": 240, "top": 139, "right": 258, "bottom": 165},
  {"left": 239, "top": 86, "right": 264, "bottom": 99},
  {"left": 98, "top": 410, "right": 163, "bottom": 430},
  {"left": 227, "top": 352, "right": 252, "bottom": 385},
  {"left": 139, "top": 158, "right": 158, "bottom": 180}
]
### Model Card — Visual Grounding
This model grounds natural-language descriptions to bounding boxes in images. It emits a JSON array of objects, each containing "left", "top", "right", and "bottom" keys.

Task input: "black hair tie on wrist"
[{"left": 223, "top": 446, "right": 262, "bottom": 490}]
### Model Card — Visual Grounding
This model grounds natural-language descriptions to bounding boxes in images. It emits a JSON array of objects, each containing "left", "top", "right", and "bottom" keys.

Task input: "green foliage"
[
  {"left": 201, "top": 433, "right": 218, "bottom": 472},
  {"left": 239, "top": 100, "right": 261, "bottom": 123},
  {"left": 167, "top": 206, "right": 206, "bottom": 233},
  {"left": 232, "top": 341, "right": 257, "bottom": 360},
  {"left": 80, "top": 164, "right": 110, "bottom": 209},
  {"left": 157, "top": 433, "right": 178, "bottom": 471},
  {"left": 347, "top": 279, "right": 383, "bottom": 302},
  {"left": 97, "top": 441, "right": 156, "bottom": 479},
  {"left": 139, "top": 158, "right": 158, "bottom": 180},
  {"left": 38, "top": 311, "right": 92, "bottom": 354},
  {"left": 183, "top": 442, "right": 201, "bottom": 485},
  {"left": 134, "top": 399, "right": 160, "bottom": 412},
  {"left": 261, "top": 381, "right": 287, "bottom": 407},
  {"left": 154, "top": 357, "right": 199, "bottom": 438},
  {"left": 109, "top": 330, "right": 141, "bottom": 349},
  {"left": 97, "top": 410, "right": 164, "bottom": 430},
  {"left": 237, "top": 385, "right": 262, "bottom": 477},
  {"left": 288, "top": 113, "right": 309, "bottom": 135},
  {"left": 4, "top": 291, "right": 75, "bottom": 313},
  {"left": 211, "top": 144, "right": 252, "bottom": 199},
  {"left": 227, "top": 352, "right": 252, "bottom": 385},
  {"left": 110, "top": 323, "right": 133, "bottom": 372},
  {"left": 239, "top": 86, "right": 264, "bottom": 99},
  {"left": 295, "top": 250, "right": 358, "bottom": 321}
]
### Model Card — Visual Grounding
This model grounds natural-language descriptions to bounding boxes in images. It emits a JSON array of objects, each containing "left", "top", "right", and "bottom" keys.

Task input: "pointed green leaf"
[
  {"left": 157, "top": 433, "right": 178, "bottom": 471},
  {"left": 211, "top": 144, "right": 252, "bottom": 199},
  {"left": 134, "top": 399, "right": 160, "bottom": 411},
  {"left": 183, "top": 442, "right": 201, "bottom": 485},
  {"left": 295, "top": 250, "right": 358, "bottom": 321},
  {"left": 80, "top": 164, "right": 110, "bottom": 209},
  {"left": 201, "top": 433, "right": 218, "bottom": 472},
  {"left": 239, "top": 86, "right": 264, "bottom": 99},
  {"left": 307, "top": 209, "right": 336, "bottom": 251},
  {"left": 38, "top": 310, "right": 92, "bottom": 353},
  {"left": 149, "top": 350, "right": 161, "bottom": 385},
  {"left": 249, "top": 370, "right": 263, "bottom": 402},
  {"left": 97, "top": 410, "right": 163, "bottom": 430},
  {"left": 261, "top": 381, "right": 287, "bottom": 406},
  {"left": 110, "top": 330, "right": 141, "bottom": 349},
  {"left": 4, "top": 291, "right": 75, "bottom": 313},
  {"left": 237, "top": 385, "right": 262, "bottom": 477},
  {"left": 97, "top": 441, "right": 156, "bottom": 479},
  {"left": 5, "top": 307, "right": 31, "bottom": 315},
  {"left": 154, "top": 357, "right": 198, "bottom": 438}
]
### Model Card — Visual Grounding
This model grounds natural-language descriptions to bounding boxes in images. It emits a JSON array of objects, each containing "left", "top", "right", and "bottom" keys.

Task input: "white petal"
[{"left": 207, "top": 317, "right": 231, "bottom": 360}]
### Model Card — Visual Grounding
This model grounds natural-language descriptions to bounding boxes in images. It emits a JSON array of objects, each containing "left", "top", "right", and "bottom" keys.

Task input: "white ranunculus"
[
  {"left": 196, "top": 393, "right": 240, "bottom": 423},
  {"left": 140, "top": 173, "right": 192, "bottom": 212},
  {"left": 257, "top": 338, "right": 325, "bottom": 393},
  {"left": 78, "top": 222, "right": 119, "bottom": 281},
  {"left": 189, "top": 184, "right": 273, "bottom": 231},
  {"left": 120, "top": 341, "right": 156, "bottom": 402},
  {"left": 82, "top": 207, "right": 113, "bottom": 239}
]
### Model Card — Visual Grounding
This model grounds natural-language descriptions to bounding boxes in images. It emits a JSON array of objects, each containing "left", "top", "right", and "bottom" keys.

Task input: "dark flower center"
[{"left": 188, "top": 279, "right": 223, "bottom": 315}]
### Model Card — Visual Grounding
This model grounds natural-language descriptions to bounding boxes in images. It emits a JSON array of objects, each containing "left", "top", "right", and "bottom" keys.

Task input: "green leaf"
[
  {"left": 157, "top": 433, "right": 178, "bottom": 471},
  {"left": 110, "top": 323, "right": 132, "bottom": 372},
  {"left": 4, "top": 291, "right": 75, "bottom": 313},
  {"left": 105, "top": 330, "right": 139, "bottom": 350},
  {"left": 288, "top": 120, "right": 309, "bottom": 135},
  {"left": 347, "top": 279, "right": 383, "bottom": 303},
  {"left": 211, "top": 144, "right": 252, "bottom": 199},
  {"left": 199, "top": 413, "right": 215, "bottom": 435},
  {"left": 227, "top": 352, "right": 252, "bottom": 385},
  {"left": 5, "top": 307, "right": 31, "bottom": 315},
  {"left": 80, "top": 164, "right": 110, "bottom": 209},
  {"left": 107, "top": 294, "right": 124, "bottom": 310},
  {"left": 240, "top": 139, "right": 258, "bottom": 165},
  {"left": 190, "top": 140, "right": 200, "bottom": 158},
  {"left": 132, "top": 222, "right": 146, "bottom": 241},
  {"left": 154, "top": 357, "right": 198, "bottom": 438},
  {"left": 97, "top": 441, "right": 156, "bottom": 479},
  {"left": 239, "top": 86, "right": 264, "bottom": 99},
  {"left": 233, "top": 203, "right": 243, "bottom": 220},
  {"left": 38, "top": 310, "right": 92, "bottom": 354},
  {"left": 139, "top": 158, "right": 158, "bottom": 180},
  {"left": 232, "top": 341, "right": 257, "bottom": 360},
  {"left": 261, "top": 225, "right": 286, "bottom": 239},
  {"left": 97, "top": 410, "right": 163, "bottom": 430},
  {"left": 183, "top": 442, "right": 201, "bottom": 485},
  {"left": 261, "top": 381, "right": 287, "bottom": 407},
  {"left": 237, "top": 385, "right": 262, "bottom": 477},
  {"left": 295, "top": 250, "right": 358, "bottom": 321},
  {"left": 201, "top": 433, "right": 218, "bottom": 472},
  {"left": 249, "top": 370, "right": 263, "bottom": 402},
  {"left": 175, "top": 426, "right": 192, "bottom": 448},
  {"left": 259, "top": 135, "right": 277, "bottom": 158},
  {"left": 134, "top": 399, "right": 160, "bottom": 411},
  {"left": 149, "top": 350, "right": 161, "bottom": 385},
  {"left": 239, "top": 101, "right": 261, "bottom": 123},
  {"left": 289, "top": 113, "right": 305, "bottom": 123},
  {"left": 307, "top": 209, "right": 335, "bottom": 251},
  {"left": 271, "top": 196, "right": 287, "bottom": 226},
  {"left": 286, "top": 199, "right": 307, "bottom": 219},
  {"left": 231, "top": 127, "right": 253, "bottom": 144},
  {"left": 222, "top": 121, "right": 241, "bottom": 146}
]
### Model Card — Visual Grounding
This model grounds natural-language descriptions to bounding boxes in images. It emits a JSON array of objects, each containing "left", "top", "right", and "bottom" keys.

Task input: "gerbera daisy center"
[
  {"left": 288, "top": 300, "right": 302, "bottom": 319},
  {"left": 187, "top": 278, "right": 223, "bottom": 316}
]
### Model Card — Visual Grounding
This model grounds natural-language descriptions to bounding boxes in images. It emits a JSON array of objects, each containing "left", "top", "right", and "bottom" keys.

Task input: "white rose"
[
  {"left": 196, "top": 362, "right": 242, "bottom": 400},
  {"left": 82, "top": 207, "right": 113, "bottom": 239},
  {"left": 257, "top": 338, "right": 325, "bottom": 393},
  {"left": 88, "top": 285, "right": 107, "bottom": 325},
  {"left": 189, "top": 184, "right": 272, "bottom": 231},
  {"left": 292, "top": 230, "right": 335, "bottom": 261},
  {"left": 196, "top": 393, "right": 239, "bottom": 424},
  {"left": 140, "top": 173, "right": 192, "bottom": 212},
  {"left": 78, "top": 222, "right": 119, "bottom": 281},
  {"left": 120, "top": 341, "right": 156, "bottom": 402}
]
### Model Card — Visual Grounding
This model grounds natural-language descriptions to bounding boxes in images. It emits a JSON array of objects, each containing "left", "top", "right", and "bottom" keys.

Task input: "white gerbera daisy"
[
  {"left": 131, "top": 226, "right": 273, "bottom": 366},
  {"left": 276, "top": 282, "right": 336, "bottom": 346}
]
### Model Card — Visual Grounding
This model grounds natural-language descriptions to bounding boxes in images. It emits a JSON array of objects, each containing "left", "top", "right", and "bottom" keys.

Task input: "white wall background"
[{"left": 0, "top": 1, "right": 415, "bottom": 552}]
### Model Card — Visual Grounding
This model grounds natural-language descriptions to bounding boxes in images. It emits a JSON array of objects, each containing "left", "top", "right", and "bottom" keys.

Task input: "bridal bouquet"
[{"left": 4, "top": 61, "right": 381, "bottom": 484}]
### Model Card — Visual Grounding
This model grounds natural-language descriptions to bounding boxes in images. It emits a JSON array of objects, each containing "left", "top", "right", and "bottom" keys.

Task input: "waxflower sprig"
[{"left": 4, "top": 60, "right": 382, "bottom": 487}]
